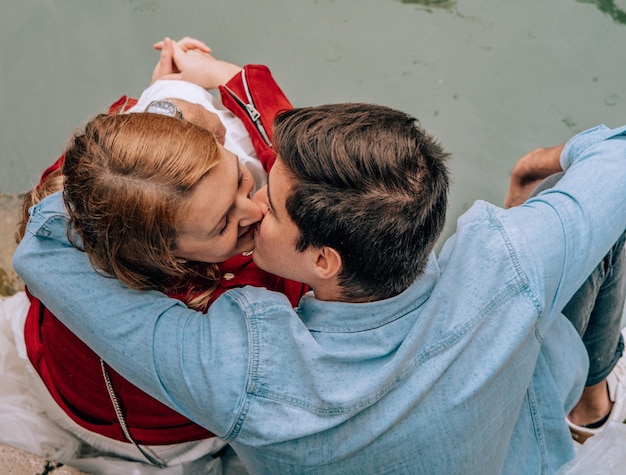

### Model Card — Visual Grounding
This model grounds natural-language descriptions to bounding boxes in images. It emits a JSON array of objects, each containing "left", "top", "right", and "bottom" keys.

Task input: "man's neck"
[
  {"left": 308, "top": 277, "right": 344, "bottom": 302},
  {"left": 310, "top": 281, "right": 380, "bottom": 303}
]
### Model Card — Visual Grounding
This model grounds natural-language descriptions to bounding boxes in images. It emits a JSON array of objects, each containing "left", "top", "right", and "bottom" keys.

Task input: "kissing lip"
[{"left": 238, "top": 227, "right": 254, "bottom": 240}]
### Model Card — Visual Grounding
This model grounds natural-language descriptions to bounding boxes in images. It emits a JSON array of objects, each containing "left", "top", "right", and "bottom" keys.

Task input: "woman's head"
[{"left": 63, "top": 112, "right": 261, "bottom": 309}]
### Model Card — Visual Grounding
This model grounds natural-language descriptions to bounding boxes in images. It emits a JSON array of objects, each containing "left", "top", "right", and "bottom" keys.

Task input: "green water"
[{"left": 1, "top": 0, "right": 624, "bottom": 242}]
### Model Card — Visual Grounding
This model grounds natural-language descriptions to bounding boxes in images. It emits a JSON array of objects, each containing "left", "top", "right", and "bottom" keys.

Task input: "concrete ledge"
[
  {"left": 0, "top": 192, "right": 24, "bottom": 297},
  {"left": 0, "top": 442, "right": 85, "bottom": 475}
]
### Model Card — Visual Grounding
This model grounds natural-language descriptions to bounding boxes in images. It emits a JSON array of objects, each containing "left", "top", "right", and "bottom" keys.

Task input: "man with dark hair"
[
  {"left": 14, "top": 103, "right": 626, "bottom": 473},
  {"left": 255, "top": 104, "right": 450, "bottom": 301}
]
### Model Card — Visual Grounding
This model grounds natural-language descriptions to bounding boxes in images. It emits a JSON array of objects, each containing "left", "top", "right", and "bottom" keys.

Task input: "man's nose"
[
  {"left": 253, "top": 186, "right": 269, "bottom": 215},
  {"left": 238, "top": 193, "right": 263, "bottom": 225}
]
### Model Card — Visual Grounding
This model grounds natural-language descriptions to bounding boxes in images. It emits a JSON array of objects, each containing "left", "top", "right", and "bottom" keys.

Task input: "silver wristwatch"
[{"left": 144, "top": 100, "right": 184, "bottom": 119}]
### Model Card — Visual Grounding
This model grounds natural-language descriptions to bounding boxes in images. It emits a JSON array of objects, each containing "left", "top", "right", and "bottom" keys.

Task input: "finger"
[
  {"left": 168, "top": 40, "right": 187, "bottom": 72},
  {"left": 151, "top": 38, "right": 177, "bottom": 83},
  {"left": 177, "top": 36, "right": 212, "bottom": 51},
  {"left": 170, "top": 39, "right": 186, "bottom": 59},
  {"left": 176, "top": 36, "right": 212, "bottom": 53},
  {"left": 158, "top": 38, "right": 175, "bottom": 69},
  {"left": 153, "top": 36, "right": 169, "bottom": 51}
]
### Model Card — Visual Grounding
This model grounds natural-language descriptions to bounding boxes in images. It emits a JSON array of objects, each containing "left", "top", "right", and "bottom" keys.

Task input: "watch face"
[{"left": 145, "top": 100, "right": 183, "bottom": 119}]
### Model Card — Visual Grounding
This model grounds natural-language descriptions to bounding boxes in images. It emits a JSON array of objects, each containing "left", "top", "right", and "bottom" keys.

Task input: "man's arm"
[
  {"left": 13, "top": 120, "right": 626, "bottom": 437},
  {"left": 13, "top": 194, "right": 251, "bottom": 438},
  {"left": 500, "top": 125, "right": 626, "bottom": 323},
  {"left": 504, "top": 144, "right": 565, "bottom": 208}
]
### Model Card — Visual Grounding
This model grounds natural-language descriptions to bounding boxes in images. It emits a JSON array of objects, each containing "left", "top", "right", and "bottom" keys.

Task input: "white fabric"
[
  {"left": 128, "top": 80, "right": 267, "bottom": 193},
  {"left": 0, "top": 79, "right": 261, "bottom": 474},
  {"left": 556, "top": 422, "right": 626, "bottom": 474},
  {"left": 0, "top": 292, "right": 240, "bottom": 474},
  {"left": 0, "top": 292, "right": 80, "bottom": 461}
]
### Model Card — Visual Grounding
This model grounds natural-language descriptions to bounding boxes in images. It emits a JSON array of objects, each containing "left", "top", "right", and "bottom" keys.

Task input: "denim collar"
[{"left": 297, "top": 254, "right": 439, "bottom": 333}]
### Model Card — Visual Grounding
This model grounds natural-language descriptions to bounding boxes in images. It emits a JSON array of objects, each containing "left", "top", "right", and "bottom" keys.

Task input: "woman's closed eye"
[{"left": 218, "top": 218, "right": 230, "bottom": 236}]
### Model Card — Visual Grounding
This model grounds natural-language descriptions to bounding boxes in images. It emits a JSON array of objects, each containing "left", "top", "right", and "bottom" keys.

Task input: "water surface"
[{"left": 1, "top": 0, "right": 624, "bottom": 241}]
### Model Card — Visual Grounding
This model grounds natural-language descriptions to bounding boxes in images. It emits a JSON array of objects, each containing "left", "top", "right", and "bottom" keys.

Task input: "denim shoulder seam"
[
  {"left": 485, "top": 205, "right": 544, "bottom": 342},
  {"left": 231, "top": 274, "right": 529, "bottom": 417},
  {"left": 213, "top": 290, "right": 265, "bottom": 440}
]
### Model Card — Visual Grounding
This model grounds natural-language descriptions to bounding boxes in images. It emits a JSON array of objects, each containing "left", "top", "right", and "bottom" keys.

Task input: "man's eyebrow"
[{"left": 267, "top": 174, "right": 276, "bottom": 214}]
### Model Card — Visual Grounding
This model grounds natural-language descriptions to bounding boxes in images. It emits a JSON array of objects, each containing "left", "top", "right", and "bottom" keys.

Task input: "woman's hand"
[
  {"left": 154, "top": 36, "right": 212, "bottom": 54},
  {"left": 151, "top": 37, "right": 182, "bottom": 84},
  {"left": 151, "top": 37, "right": 242, "bottom": 89}
]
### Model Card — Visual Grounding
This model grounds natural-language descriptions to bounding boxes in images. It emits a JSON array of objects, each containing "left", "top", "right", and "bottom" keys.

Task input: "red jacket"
[{"left": 25, "top": 65, "right": 308, "bottom": 445}]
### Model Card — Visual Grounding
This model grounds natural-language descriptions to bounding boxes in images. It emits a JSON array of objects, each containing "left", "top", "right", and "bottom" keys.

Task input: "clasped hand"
[{"left": 151, "top": 36, "right": 243, "bottom": 89}]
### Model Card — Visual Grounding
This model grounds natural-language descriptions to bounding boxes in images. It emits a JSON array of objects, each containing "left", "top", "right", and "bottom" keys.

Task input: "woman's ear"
[{"left": 312, "top": 246, "right": 342, "bottom": 280}]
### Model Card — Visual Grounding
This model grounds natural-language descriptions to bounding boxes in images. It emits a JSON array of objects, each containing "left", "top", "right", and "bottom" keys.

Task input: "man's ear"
[{"left": 312, "top": 246, "right": 342, "bottom": 279}]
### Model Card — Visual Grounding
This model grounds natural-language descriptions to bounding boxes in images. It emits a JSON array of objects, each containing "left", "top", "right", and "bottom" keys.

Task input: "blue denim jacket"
[{"left": 13, "top": 125, "right": 626, "bottom": 474}]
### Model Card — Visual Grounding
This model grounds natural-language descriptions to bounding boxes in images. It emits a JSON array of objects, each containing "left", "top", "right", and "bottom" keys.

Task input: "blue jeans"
[{"left": 534, "top": 173, "right": 626, "bottom": 385}]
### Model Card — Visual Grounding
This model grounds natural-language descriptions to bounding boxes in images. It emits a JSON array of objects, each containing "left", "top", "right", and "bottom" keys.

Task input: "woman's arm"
[
  {"left": 151, "top": 36, "right": 293, "bottom": 172},
  {"left": 219, "top": 64, "right": 293, "bottom": 172},
  {"left": 151, "top": 37, "right": 242, "bottom": 88}
]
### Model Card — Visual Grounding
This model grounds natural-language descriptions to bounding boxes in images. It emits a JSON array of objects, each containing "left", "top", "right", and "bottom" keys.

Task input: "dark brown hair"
[{"left": 274, "top": 103, "right": 450, "bottom": 301}]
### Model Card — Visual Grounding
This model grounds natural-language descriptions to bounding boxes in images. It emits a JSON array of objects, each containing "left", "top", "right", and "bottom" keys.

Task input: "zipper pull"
[{"left": 246, "top": 103, "right": 261, "bottom": 122}]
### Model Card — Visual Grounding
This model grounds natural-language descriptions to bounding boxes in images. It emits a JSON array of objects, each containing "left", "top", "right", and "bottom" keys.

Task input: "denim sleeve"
[
  {"left": 12, "top": 193, "right": 250, "bottom": 438},
  {"left": 500, "top": 125, "right": 626, "bottom": 330}
]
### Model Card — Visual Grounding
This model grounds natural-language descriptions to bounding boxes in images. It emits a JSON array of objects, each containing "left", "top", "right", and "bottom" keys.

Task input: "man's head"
[{"left": 253, "top": 103, "right": 450, "bottom": 302}]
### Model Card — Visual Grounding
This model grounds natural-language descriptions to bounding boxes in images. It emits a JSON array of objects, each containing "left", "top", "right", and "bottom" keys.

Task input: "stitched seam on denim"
[
  {"left": 303, "top": 287, "right": 435, "bottom": 333},
  {"left": 564, "top": 125, "right": 626, "bottom": 167},
  {"left": 219, "top": 293, "right": 259, "bottom": 440},
  {"left": 527, "top": 198, "right": 574, "bottom": 343},
  {"left": 485, "top": 205, "right": 545, "bottom": 344},
  {"left": 486, "top": 205, "right": 537, "bottom": 307},
  {"left": 241, "top": 278, "right": 525, "bottom": 416},
  {"left": 526, "top": 382, "right": 548, "bottom": 475},
  {"left": 603, "top": 231, "right": 626, "bottom": 281}
]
